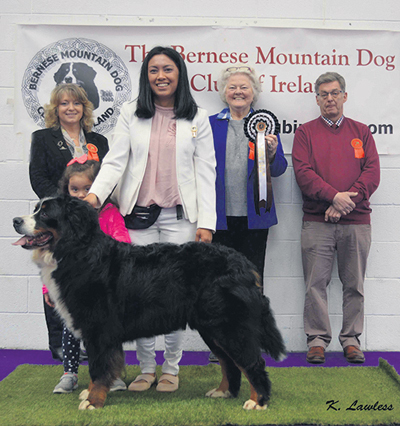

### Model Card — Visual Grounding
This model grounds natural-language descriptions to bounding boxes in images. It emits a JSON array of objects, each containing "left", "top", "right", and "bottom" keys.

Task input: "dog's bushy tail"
[{"left": 259, "top": 295, "right": 286, "bottom": 361}]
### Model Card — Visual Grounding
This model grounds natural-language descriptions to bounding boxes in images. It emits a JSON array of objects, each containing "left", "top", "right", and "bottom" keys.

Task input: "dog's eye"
[{"left": 41, "top": 211, "right": 48, "bottom": 218}]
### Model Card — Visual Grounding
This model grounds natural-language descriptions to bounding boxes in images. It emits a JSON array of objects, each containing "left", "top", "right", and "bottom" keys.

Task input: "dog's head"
[
  {"left": 13, "top": 195, "right": 100, "bottom": 252},
  {"left": 53, "top": 63, "right": 74, "bottom": 84},
  {"left": 54, "top": 63, "right": 99, "bottom": 109}
]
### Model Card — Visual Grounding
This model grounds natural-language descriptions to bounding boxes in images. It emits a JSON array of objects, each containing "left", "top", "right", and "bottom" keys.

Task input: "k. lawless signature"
[{"left": 326, "top": 400, "right": 394, "bottom": 411}]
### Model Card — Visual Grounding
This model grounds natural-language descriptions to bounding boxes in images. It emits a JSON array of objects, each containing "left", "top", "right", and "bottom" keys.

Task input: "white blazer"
[{"left": 90, "top": 101, "right": 217, "bottom": 231}]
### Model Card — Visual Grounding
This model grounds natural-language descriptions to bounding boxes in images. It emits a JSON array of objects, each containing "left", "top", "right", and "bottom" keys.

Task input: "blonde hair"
[
  {"left": 217, "top": 65, "right": 262, "bottom": 105},
  {"left": 44, "top": 84, "right": 95, "bottom": 132}
]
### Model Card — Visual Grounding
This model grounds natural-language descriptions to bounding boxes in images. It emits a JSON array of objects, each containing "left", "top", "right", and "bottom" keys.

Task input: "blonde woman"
[
  {"left": 29, "top": 83, "right": 108, "bottom": 199},
  {"left": 29, "top": 83, "right": 108, "bottom": 363}
]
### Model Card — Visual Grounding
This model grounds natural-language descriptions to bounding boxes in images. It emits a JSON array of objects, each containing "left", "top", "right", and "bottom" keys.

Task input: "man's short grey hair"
[
  {"left": 315, "top": 72, "right": 346, "bottom": 94},
  {"left": 217, "top": 65, "right": 262, "bottom": 105}
]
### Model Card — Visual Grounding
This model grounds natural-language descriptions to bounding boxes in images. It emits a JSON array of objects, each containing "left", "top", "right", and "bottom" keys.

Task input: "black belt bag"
[{"left": 124, "top": 204, "right": 162, "bottom": 230}]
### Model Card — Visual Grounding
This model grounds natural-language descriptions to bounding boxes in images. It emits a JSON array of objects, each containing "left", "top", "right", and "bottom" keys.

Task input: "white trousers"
[{"left": 128, "top": 207, "right": 197, "bottom": 375}]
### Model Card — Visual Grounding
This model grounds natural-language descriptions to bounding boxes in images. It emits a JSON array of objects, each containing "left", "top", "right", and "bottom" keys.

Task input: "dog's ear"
[
  {"left": 76, "top": 63, "right": 97, "bottom": 78},
  {"left": 61, "top": 194, "right": 100, "bottom": 243}
]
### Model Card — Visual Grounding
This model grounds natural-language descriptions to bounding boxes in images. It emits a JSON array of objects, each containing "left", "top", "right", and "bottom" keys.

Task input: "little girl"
[{"left": 43, "top": 155, "right": 131, "bottom": 393}]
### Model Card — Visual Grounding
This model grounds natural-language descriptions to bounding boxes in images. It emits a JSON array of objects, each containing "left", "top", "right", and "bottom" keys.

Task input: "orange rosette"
[
  {"left": 248, "top": 142, "right": 255, "bottom": 160},
  {"left": 87, "top": 143, "right": 100, "bottom": 162},
  {"left": 351, "top": 139, "right": 365, "bottom": 159}
]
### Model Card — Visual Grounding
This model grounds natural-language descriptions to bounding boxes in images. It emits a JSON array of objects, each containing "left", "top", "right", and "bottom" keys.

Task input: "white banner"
[{"left": 16, "top": 25, "right": 399, "bottom": 154}]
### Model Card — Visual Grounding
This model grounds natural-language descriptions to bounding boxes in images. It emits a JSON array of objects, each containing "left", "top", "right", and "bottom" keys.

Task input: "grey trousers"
[{"left": 301, "top": 221, "right": 371, "bottom": 349}]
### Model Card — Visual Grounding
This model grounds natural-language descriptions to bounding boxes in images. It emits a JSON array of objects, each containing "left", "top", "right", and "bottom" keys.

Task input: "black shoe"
[
  {"left": 208, "top": 352, "right": 219, "bottom": 363},
  {"left": 50, "top": 346, "right": 63, "bottom": 362}
]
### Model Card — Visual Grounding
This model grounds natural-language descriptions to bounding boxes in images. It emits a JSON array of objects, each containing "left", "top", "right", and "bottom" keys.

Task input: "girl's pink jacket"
[{"left": 42, "top": 203, "right": 130, "bottom": 294}]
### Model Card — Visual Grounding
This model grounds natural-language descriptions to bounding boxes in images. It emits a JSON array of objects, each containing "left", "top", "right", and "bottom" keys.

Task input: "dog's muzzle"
[
  {"left": 13, "top": 217, "right": 54, "bottom": 250},
  {"left": 13, "top": 217, "right": 25, "bottom": 233}
]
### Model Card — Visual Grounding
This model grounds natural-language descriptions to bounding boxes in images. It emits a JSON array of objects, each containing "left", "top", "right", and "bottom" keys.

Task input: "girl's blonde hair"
[
  {"left": 44, "top": 83, "right": 95, "bottom": 132},
  {"left": 58, "top": 160, "right": 100, "bottom": 195}
]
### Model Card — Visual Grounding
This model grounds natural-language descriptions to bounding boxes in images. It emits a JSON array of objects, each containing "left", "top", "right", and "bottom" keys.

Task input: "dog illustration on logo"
[{"left": 54, "top": 63, "right": 100, "bottom": 109}]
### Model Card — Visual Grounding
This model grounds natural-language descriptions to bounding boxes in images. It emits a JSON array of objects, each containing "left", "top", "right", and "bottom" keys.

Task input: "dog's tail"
[{"left": 259, "top": 295, "right": 286, "bottom": 361}]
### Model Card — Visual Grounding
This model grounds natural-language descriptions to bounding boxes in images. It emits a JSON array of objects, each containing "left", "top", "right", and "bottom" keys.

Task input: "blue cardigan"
[{"left": 209, "top": 110, "right": 288, "bottom": 230}]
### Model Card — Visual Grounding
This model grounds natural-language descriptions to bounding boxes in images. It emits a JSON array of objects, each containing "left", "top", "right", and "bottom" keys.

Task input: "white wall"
[{"left": 1, "top": 1, "right": 399, "bottom": 353}]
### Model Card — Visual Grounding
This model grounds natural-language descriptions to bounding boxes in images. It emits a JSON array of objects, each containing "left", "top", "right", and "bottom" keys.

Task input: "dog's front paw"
[
  {"left": 79, "top": 389, "right": 90, "bottom": 401},
  {"left": 205, "top": 388, "right": 232, "bottom": 398},
  {"left": 78, "top": 399, "right": 96, "bottom": 410},
  {"left": 243, "top": 399, "right": 267, "bottom": 410}
]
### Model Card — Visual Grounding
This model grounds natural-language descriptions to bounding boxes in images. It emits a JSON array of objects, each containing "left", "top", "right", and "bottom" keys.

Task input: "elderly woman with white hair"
[{"left": 209, "top": 65, "right": 287, "bottom": 293}]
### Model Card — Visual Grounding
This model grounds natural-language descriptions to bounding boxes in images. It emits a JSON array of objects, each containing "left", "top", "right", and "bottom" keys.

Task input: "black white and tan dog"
[{"left": 13, "top": 195, "right": 285, "bottom": 410}]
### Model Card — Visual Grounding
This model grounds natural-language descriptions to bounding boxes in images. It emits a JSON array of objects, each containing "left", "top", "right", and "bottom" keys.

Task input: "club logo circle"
[{"left": 21, "top": 37, "right": 132, "bottom": 134}]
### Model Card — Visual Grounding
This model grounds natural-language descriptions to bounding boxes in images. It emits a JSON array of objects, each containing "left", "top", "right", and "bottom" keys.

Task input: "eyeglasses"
[
  {"left": 226, "top": 66, "right": 252, "bottom": 72},
  {"left": 317, "top": 90, "right": 344, "bottom": 99}
]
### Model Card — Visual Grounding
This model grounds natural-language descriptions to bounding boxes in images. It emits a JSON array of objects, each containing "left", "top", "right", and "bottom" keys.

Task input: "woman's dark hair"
[
  {"left": 58, "top": 160, "right": 101, "bottom": 195},
  {"left": 135, "top": 46, "right": 198, "bottom": 120}
]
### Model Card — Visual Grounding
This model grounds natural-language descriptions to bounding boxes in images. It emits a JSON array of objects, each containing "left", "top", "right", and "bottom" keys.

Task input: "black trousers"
[
  {"left": 213, "top": 216, "right": 269, "bottom": 289},
  {"left": 43, "top": 296, "right": 63, "bottom": 350}
]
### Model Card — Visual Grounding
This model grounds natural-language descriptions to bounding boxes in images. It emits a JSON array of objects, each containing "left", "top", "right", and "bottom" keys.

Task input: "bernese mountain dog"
[{"left": 13, "top": 195, "right": 285, "bottom": 411}]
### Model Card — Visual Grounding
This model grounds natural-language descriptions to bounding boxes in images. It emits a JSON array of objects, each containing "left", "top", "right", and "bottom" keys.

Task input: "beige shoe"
[
  {"left": 128, "top": 374, "right": 156, "bottom": 392},
  {"left": 156, "top": 374, "right": 179, "bottom": 392}
]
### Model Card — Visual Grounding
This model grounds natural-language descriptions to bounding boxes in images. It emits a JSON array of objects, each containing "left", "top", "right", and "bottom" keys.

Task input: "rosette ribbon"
[{"left": 244, "top": 109, "right": 280, "bottom": 213}]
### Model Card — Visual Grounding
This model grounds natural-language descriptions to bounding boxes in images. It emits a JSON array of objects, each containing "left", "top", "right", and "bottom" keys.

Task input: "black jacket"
[{"left": 29, "top": 127, "right": 109, "bottom": 198}]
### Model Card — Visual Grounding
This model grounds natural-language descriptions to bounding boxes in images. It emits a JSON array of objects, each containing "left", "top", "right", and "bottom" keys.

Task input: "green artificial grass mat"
[{"left": 0, "top": 359, "right": 399, "bottom": 426}]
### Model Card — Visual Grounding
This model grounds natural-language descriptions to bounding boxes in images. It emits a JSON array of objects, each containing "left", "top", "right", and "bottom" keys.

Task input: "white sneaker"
[
  {"left": 110, "top": 377, "right": 127, "bottom": 392},
  {"left": 53, "top": 373, "right": 78, "bottom": 393}
]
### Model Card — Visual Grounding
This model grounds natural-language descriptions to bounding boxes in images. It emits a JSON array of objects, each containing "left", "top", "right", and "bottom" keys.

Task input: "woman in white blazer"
[{"left": 86, "top": 46, "right": 216, "bottom": 393}]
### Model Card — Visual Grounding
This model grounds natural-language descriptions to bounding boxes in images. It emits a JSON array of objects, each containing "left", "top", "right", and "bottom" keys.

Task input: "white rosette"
[{"left": 244, "top": 110, "right": 280, "bottom": 211}]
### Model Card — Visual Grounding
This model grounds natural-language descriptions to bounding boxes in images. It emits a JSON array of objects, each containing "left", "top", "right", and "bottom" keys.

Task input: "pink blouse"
[{"left": 136, "top": 104, "right": 182, "bottom": 208}]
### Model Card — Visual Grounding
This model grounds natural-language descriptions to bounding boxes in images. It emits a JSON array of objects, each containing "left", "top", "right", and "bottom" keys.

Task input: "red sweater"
[{"left": 292, "top": 116, "right": 380, "bottom": 224}]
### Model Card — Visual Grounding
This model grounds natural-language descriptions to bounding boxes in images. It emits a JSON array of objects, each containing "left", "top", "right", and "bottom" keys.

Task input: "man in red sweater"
[{"left": 292, "top": 72, "right": 380, "bottom": 364}]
